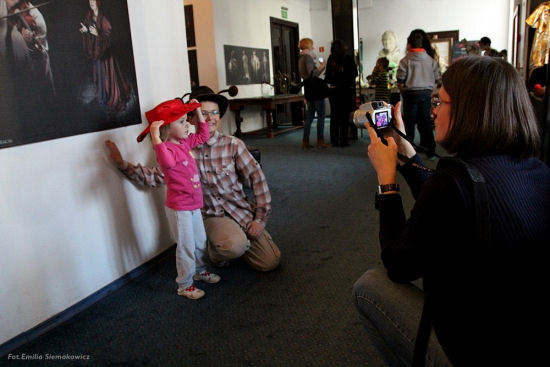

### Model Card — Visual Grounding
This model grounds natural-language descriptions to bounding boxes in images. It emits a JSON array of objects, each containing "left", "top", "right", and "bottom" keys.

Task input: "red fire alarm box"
[{"left": 319, "top": 46, "right": 325, "bottom": 53}]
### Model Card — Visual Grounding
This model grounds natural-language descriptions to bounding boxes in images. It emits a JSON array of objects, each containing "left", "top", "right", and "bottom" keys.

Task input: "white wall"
[
  {"left": 0, "top": 0, "right": 189, "bottom": 346},
  {"left": 310, "top": 0, "right": 333, "bottom": 63},
  {"left": 212, "top": 0, "right": 313, "bottom": 134},
  {"left": 358, "top": 0, "right": 510, "bottom": 82}
]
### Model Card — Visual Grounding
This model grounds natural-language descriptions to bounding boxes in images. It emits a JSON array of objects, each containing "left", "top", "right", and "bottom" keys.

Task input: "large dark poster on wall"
[
  {"left": 224, "top": 45, "right": 270, "bottom": 85},
  {"left": 0, "top": 0, "right": 141, "bottom": 149}
]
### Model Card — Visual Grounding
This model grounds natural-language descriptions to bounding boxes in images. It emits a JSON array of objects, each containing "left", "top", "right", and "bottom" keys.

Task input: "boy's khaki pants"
[{"left": 204, "top": 216, "right": 281, "bottom": 272}]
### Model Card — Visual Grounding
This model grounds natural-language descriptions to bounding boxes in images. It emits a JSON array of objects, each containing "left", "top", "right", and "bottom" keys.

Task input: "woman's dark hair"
[
  {"left": 407, "top": 29, "right": 435, "bottom": 59},
  {"left": 441, "top": 56, "right": 540, "bottom": 158},
  {"left": 330, "top": 40, "right": 347, "bottom": 60}
]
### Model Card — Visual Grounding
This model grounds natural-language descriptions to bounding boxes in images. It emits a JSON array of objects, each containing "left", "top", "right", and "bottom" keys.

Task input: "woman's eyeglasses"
[{"left": 431, "top": 95, "right": 450, "bottom": 109}]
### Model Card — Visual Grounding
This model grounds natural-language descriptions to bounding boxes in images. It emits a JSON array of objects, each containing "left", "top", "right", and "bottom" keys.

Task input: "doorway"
[{"left": 270, "top": 17, "right": 300, "bottom": 125}]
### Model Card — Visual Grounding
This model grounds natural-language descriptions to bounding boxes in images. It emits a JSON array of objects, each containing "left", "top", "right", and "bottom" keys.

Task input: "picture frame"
[
  {"left": 0, "top": 0, "right": 141, "bottom": 149},
  {"left": 427, "top": 30, "right": 459, "bottom": 74},
  {"left": 427, "top": 30, "right": 459, "bottom": 43},
  {"left": 224, "top": 45, "right": 271, "bottom": 85},
  {"left": 432, "top": 37, "right": 453, "bottom": 74}
]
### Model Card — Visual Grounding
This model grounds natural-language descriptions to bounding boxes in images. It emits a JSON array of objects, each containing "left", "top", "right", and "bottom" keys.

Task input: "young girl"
[
  {"left": 370, "top": 57, "right": 390, "bottom": 103},
  {"left": 140, "top": 98, "right": 220, "bottom": 299}
]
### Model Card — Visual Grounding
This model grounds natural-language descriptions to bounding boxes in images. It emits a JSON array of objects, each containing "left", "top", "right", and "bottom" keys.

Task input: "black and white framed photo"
[{"left": 224, "top": 45, "right": 270, "bottom": 85}]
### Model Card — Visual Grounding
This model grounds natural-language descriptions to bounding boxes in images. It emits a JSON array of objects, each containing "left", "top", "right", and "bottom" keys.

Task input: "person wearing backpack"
[{"left": 354, "top": 56, "right": 550, "bottom": 366}]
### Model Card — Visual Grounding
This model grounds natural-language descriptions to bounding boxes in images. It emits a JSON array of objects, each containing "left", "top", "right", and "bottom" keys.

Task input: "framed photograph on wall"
[
  {"left": 224, "top": 45, "right": 270, "bottom": 85},
  {"left": 432, "top": 38, "right": 453, "bottom": 74},
  {"left": 428, "top": 30, "right": 459, "bottom": 74},
  {"left": 0, "top": 0, "right": 141, "bottom": 149}
]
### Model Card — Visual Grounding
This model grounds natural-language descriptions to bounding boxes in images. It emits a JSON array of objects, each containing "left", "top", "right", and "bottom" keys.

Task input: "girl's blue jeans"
[{"left": 303, "top": 98, "right": 326, "bottom": 141}]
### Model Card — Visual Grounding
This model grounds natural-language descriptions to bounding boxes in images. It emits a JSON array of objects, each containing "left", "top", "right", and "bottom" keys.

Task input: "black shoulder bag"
[
  {"left": 412, "top": 157, "right": 491, "bottom": 366},
  {"left": 303, "top": 75, "right": 329, "bottom": 102}
]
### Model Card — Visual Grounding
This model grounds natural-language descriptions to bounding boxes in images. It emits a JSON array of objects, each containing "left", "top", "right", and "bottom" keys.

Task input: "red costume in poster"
[{"left": 80, "top": 0, "right": 130, "bottom": 114}]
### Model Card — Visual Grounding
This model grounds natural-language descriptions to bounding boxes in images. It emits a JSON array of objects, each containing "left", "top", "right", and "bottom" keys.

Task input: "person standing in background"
[
  {"left": 397, "top": 29, "right": 440, "bottom": 160},
  {"left": 368, "top": 57, "right": 390, "bottom": 103},
  {"left": 325, "top": 40, "right": 357, "bottom": 147},
  {"left": 298, "top": 37, "right": 329, "bottom": 149}
]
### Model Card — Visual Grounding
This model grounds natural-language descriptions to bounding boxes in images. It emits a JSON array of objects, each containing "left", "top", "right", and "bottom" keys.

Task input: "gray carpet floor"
[{"left": 4, "top": 122, "right": 440, "bottom": 366}]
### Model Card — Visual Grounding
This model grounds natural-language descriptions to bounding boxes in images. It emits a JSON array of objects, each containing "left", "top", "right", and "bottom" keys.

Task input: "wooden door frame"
[{"left": 270, "top": 17, "right": 300, "bottom": 84}]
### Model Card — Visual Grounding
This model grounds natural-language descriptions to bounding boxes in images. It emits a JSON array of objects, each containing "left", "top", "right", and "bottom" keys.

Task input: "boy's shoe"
[
  {"left": 193, "top": 271, "right": 221, "bottom": 284},
  {"left": 177, "top": 285, "right": 205, "bottom": 299}
]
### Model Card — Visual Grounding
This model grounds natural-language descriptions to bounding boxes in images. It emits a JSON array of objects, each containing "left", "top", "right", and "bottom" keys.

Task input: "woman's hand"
[{"left": 366, "top": 124, "right": 398, "bottom": 185}]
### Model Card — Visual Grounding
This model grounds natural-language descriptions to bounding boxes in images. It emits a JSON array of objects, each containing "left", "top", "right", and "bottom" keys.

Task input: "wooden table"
[{"left": 229, "top": 94, "right": 305, "bottom": 138}]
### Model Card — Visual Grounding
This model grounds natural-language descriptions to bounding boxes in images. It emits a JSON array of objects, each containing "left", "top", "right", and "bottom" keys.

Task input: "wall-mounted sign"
[{"left": 281, "top": 6, "right": 288, "bottom": 19}]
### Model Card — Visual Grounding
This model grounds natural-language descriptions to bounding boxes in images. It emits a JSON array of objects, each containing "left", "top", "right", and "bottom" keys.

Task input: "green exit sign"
[{"left": 281, "top": 6, "right": 288, "bottom": 19}]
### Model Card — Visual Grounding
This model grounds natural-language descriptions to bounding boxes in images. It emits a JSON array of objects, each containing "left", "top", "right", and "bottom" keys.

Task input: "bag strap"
[
  {"left": 412, "top": 299, "right": 433, "bottom": 367},
  {"left": 412, "top": 157, "right": 491, "bottom": 366},
  {"left": 439, "top": 157, "right": 492, "bottom": 256}
]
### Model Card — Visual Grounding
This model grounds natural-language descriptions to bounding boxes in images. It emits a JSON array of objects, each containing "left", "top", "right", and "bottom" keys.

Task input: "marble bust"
[{"left": 377, "top": 31, "right": 401, "bottom": 84}]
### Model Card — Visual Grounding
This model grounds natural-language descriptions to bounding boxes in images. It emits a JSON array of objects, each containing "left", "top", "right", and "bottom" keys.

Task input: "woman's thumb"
[{"left": 386, "top": 136, "right": 397, "bottom": 149}]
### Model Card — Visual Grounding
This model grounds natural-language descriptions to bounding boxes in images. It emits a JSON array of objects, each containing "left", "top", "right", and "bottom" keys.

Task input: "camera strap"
[
  {"left": 397, "top": 153, "right": 435, "bottom": 173},
  {"left": 391, "top": 122, "right": 438, "bottom": 173},
  {"left": 390, "top": 123, "right": 441, "bottom": 159}
]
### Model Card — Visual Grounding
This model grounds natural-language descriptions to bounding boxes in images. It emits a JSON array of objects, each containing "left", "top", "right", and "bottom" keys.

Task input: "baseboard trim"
[{"left": 0, "top": 244, "right": 176, "bottom": 358}]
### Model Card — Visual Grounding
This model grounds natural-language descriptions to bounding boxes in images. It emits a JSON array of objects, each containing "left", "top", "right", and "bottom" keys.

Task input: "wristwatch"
[{"left": 377, "top": 183, "right": 400, "bottom": 194}]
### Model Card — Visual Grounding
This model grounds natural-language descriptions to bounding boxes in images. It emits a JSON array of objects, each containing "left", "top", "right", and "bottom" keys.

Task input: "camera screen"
[{"left": 375, "top": 111, "right": 389, "bottom": 128}]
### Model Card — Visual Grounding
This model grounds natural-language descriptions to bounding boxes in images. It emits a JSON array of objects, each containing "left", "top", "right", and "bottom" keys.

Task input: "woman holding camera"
[{"left": 353, "top": 56, "right": 550, "bottom": 366}]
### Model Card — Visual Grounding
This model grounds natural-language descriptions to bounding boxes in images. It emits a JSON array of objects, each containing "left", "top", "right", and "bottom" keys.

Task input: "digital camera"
[{"left": 351, "top": 101, "right": 392, "bottom": 130}]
